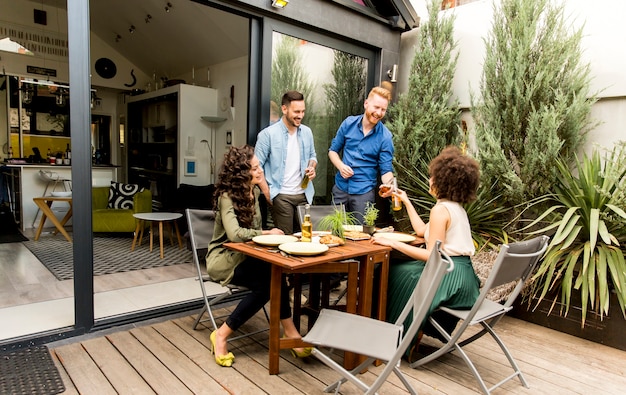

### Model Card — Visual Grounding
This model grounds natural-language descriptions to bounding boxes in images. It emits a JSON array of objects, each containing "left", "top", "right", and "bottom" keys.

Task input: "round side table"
[{"left": 131, "top": 212, "right": 183, "bottom": 259}]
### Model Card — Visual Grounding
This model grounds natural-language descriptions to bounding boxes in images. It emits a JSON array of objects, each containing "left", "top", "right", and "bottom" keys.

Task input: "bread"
[
  {"left": 319, "top": 234, "right": 345, "bottom": 245},
  {"left": 344, "top": 231, "right": 371, "bottom": 240}
]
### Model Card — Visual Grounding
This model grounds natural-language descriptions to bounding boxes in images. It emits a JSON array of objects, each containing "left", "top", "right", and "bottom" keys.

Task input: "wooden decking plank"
[
  {"left": 458, "top": 320, "right": 624, "bottom": 393},
  {"left": 53, "top": 342, "right": 117, "bottom": 394},
  {"left": 461, "top": 339, "right": 605, "bottom": 394},
  {"left": 80, "top": 336, "right": 156, "bottom": 394},
  {"left": 130, "top": 325, "right": 225, "bottom": 394},
  {"left": 106, "top": 330, "right": 193, "bottom": 394},
  {"left": 415, "top": 331, "right": 583, "bottom": 394},
  {"left": 49, "top": 350, "right": 79, "bottom": 395},
  {"left": 163, "top": 317, "right": 267, "bottom": 394},
  {"left": 498, "top": 316, "right": 626, "bottom": 382},
  {"left": 47, "top": 309, "right": 626, "bottom": 395}
]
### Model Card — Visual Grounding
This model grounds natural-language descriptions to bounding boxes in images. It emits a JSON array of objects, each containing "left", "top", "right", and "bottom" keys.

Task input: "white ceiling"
[{"left": 46, "top": 0, "right": 249, "bottom": 79}]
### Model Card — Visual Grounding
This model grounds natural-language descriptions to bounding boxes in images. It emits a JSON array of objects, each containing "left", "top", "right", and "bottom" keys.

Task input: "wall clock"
[{"left": 95, "top": 58, "right": 117, "bottom": 79}]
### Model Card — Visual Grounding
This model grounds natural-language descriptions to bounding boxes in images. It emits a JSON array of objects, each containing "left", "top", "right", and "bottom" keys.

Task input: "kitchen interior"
[
  {"left": 0, "top": 0, "right": 251, "bottom": 340},
  {"left": 1, "top": 0, "right": 250, "bottom": 229}
]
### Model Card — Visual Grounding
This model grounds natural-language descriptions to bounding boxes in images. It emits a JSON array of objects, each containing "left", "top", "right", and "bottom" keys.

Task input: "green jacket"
[{"left": 205, "top": 190, "right": 263, "bottom": 285}]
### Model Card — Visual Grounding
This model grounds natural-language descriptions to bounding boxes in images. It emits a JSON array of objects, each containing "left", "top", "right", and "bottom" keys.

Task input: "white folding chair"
[
  {"left": 303, "top": 241, "right": 454, "bottom": 394},
  {"left": 410, "top": 235, "right": 550, "bottom": 394},
  {"left": 185, "top": 208, "right": 268, "bottom": 339}
]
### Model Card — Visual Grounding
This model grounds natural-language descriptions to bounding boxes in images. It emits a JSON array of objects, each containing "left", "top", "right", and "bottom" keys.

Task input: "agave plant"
[{"left": 523, "top": 143, "right": 626, "bottom": 325}]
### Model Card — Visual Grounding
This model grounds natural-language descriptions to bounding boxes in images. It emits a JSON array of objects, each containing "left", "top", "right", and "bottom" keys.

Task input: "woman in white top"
[{"left": 373, "top": 146, "right": 481, "bottom": 360}]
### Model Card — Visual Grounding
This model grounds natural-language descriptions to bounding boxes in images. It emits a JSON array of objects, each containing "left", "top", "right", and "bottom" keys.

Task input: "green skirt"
[{"left": 386, "top": 256, "right": 480, "bottom": 355}]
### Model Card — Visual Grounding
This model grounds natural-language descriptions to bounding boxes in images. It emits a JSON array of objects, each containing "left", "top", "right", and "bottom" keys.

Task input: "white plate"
[
  {"left": 252, "top": 235, "right": 298, "bottom": 246},
  {"left": 373, "top": 232, "right": 417, "bottom": 243},
  {"left": 279, "top": 242, "right": 329, "bottom": 256},
  {"left": 51, "top": 191, "right": 72, "bottom": 197},
  {"left": 343, "top": 224, "right": 363, "bottom": 232},
  {"left": 293, "top": 231, "right": 331, "bottom": 237}
]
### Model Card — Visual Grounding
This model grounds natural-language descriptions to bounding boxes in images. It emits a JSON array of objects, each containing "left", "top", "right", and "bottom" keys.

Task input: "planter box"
[{"left": 511, "top": 291, "right": 626, "bottom": 351}]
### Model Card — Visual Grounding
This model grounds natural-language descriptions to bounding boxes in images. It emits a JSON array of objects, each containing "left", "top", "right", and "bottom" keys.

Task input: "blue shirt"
[
  {"left": 255, "top": 119, "right": 317, "bottom": 203},
  {"left": 329, "top": 115, "right": 394, "bottom": 195}
]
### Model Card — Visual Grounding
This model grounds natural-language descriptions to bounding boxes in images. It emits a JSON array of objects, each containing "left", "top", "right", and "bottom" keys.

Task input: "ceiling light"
[
  {"left": 271, "top": 0, "right": 289, "bottom": 8},
  {"left": 129, "top": 25, "right": 135, "bottom": 34},
  {"left": 115, "top": 34, "right": 122, "bottom": 43},
  {"left": 145, "top": 14, "right": 152, "bottom": 23},
  {"left": 165, "top": 2, "right": 172, "bottom": 12}
]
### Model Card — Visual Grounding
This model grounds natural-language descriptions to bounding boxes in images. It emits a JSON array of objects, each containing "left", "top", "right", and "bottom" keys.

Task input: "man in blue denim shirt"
[
  {"left": 255, "top": 91, "right": 317, "bottom": 234},
  {"left": 329, "top": 86, "right": 395, "bottom": 223}
]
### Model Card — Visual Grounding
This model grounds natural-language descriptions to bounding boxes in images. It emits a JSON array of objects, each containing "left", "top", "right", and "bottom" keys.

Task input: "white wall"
[
  {"left": 0, "top": 0, "right": 149, "bottom": 90},
  {"left": 207, "top": 56, "right": 249, "bottom": 173},
  {"left": 401, "top": 0, "right": 626, "bottom": 152}
]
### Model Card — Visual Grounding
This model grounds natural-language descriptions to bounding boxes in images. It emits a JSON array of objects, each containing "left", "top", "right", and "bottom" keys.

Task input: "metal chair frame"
[
  {"left": 303, "top": 241, "right": 454, "bottom": 394},
  {"left": 185, "top": 208, "right": 268, "bottom": 340},
  {"left": 410, "top": 235, "right": 550, "bottom": 395}
]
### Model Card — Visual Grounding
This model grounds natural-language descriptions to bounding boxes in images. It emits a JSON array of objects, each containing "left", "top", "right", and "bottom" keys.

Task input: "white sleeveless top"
[{"left": 424, "top": 200, "right": 475, "bottom": 256}]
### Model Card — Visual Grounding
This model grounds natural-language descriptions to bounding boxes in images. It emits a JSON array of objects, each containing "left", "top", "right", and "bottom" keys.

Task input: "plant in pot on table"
[
  {"left": 362, "top": 201, "right": 379, "bottom": 235},
  {"left": 317, "top": 204, "right": 358, "bottom": 240}
]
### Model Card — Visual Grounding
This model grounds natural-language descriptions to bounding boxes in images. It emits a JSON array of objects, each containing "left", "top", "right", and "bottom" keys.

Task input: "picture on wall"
[{"left": 184, "top": 157, "right": 197, "bottom": 176}]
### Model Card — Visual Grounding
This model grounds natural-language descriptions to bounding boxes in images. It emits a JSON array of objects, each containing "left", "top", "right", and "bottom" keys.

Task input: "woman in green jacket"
[{"left": 206, "top": 145, "right": 310, "bottom": 367}]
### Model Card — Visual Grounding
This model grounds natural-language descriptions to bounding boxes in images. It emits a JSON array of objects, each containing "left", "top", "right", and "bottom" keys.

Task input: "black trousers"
[{"left": 225, "top": 257, "right": 292, "bottom": 331}]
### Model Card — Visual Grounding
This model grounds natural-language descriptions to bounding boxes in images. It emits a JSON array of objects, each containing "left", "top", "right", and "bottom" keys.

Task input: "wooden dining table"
[{"left": 225, "top": 239, "right": 391, "bottom": 375}]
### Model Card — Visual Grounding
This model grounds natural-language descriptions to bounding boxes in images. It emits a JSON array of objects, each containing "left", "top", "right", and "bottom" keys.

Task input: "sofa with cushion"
[{"left": 92, "top": 183, "right": 152, "bottom": 233}]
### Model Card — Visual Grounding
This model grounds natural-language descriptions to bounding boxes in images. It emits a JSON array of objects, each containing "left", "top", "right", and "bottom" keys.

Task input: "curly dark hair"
[
  {"left": 213, "top": 145, "right": 256, "bottom": 228},
  {"left": 429, "top": 146, "right": 480, "bottom": 204}
]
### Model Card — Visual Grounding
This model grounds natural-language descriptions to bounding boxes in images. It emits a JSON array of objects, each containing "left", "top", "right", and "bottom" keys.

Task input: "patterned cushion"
[{"left": 107, "top": 182, "right": 144, "bottom": 209}]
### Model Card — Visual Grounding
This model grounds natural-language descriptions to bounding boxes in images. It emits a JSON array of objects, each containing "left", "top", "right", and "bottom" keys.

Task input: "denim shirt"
[
  {"left": 255, "top": 119, "right": 317, "bottom": 203},
  {"left": 329, "top": 115, "right": 394, "bottom": 195}
]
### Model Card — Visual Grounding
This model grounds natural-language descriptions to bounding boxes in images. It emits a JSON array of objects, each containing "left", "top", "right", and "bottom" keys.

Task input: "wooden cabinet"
[{"left": 126, "top": 84, "right": 219, "bottom": 208}]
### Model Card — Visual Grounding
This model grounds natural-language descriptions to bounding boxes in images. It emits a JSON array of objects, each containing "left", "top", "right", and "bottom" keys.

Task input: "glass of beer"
[
  {"left": 379, "top": 183, "right": 392, "bottom": 197},
  {"left": 392, "top": 178, "right": 402, "bottom": 211}
]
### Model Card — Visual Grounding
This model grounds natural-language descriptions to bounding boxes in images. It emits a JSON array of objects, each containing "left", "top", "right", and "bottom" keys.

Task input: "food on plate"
[
  {"left": 319, "top": 234, "right": 345, "bottom": 245},
  {"left": 343, "top": 230, "right": 371, "bottom": 240}
]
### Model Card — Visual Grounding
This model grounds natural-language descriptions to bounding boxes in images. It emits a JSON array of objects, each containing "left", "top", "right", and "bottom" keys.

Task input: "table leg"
[
  {"left": 173, "top": 221, "right": 183, "bottom": 249},
  {"left": 138, "top": 221, "right": 145, "bottom": 247},
  {"left": 131, "top": 220, "right": 142, "bottom": 251},
  {"left": 159, "top": 221, "right": 165, "bottom": 259},
  {"left": 149, "top": 222, "right": 154, "bottom": 252},
  {"left": 347, "top": 251, "right": 389, "bottom": 370},
  {"left": 269, "top": 265, "right": 283, "bottom": 375},
  {"left": 167, "top": 221, "right": 174, "bottom": 246},
  {"left": 33, "top": 200, "right": 51, "bottom": 241},
  {"left": 33, "top": 199, "right": 72, "bottom": 242}
]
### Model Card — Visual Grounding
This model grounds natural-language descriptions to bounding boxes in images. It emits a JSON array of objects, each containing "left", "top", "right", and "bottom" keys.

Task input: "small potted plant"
[
  {"left": 317, "top": 204, "right": 358, "bottom": 239},
  {"left": 362, "top": 201, "right": 379, "bottom": 235}
]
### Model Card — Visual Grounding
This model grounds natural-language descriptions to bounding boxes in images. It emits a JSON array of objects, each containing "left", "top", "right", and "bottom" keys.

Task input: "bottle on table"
[
  {"left": 47, "top": 148, "right": 52, "bottom": 159},
  {"left": 66, "top": 144, "right": 71, "bottom": 163},
  {"left": 301, "top": 204, "right": 312, "bottom": 242},
  {"left": 8, "top": 146, "right": 13, "bottom": 159}
]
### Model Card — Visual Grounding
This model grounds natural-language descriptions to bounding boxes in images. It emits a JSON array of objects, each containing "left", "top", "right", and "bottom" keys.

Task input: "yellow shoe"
[
  {"left": 290, "top": 346, "right": 313, "bottom": 359},
  {"left": 210, "top": 330, "right": 235, "bottom": 367},
  {"left": 282, "top": 335, "right": 313, "bottom": 358}
]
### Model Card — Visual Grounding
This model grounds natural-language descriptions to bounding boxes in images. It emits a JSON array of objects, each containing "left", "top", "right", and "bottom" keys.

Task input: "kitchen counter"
[{"left": 2, "top": 164, "right": 118, "bottom": 231}]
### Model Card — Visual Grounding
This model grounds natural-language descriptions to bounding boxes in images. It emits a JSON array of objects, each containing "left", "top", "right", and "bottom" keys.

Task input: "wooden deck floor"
[{"left": 49, "top": 305, "right": 626, "bottom": 395}]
